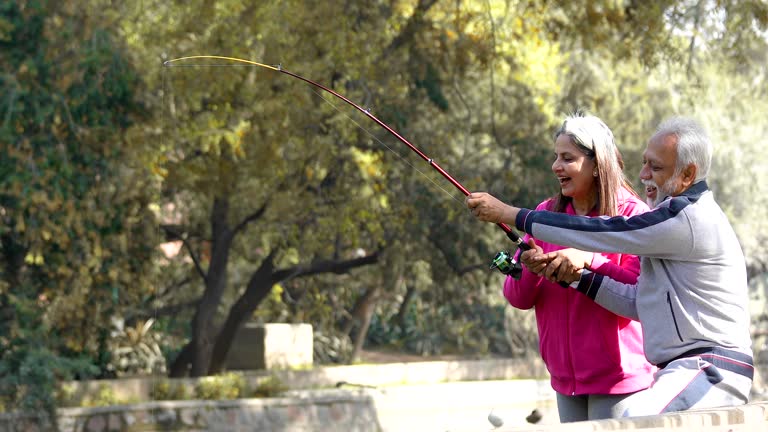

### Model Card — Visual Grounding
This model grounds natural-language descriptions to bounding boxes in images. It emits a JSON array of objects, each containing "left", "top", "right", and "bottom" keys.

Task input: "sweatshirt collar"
[{"left": 679, "top": 180, "right": 709, "bottom": 199}]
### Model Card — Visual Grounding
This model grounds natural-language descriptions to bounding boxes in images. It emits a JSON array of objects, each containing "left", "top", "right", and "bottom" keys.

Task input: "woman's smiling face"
[{"left": 551, "top": 134, "right": 597, "bottom": 202}]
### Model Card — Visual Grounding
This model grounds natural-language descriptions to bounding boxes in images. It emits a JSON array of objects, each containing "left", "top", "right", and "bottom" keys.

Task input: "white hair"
[
  {"left": 555, "top": 113, "right": 615, "bottom": 156},
  {"left": 553, "top": 111, "right": 632, "bottom": 216},
  {"left": 653, "top": 117, "right": 712, "bottom": 182}
]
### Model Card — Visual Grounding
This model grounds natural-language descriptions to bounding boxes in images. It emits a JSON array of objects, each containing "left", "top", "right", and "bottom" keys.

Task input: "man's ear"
[{"left": 680, "top": 164, "right": 697, "bottom": 188}]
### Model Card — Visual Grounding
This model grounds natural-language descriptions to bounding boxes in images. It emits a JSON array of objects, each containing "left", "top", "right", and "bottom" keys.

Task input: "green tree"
[
  {"left": 0, "top": 0, "right": 158, "bottom": 417},
  {"left": 121, "top": 0, "right": 768, "bottom": 377}
]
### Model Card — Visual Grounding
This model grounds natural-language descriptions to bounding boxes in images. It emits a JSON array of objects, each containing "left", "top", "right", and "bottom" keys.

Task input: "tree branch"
[
  {"left": 128, "top": 298, "right": 200, "bottom": 322},
  {"left": 379, "top": 0, "right": 439, "bottom": 60},
  {"left": 272, "top": 250, "right": 382, "bottom": 281},
  {"left": 426, "top": 227, "right": 487, "bottom": 275},
  {"left": 686, "top": 0, "right": 703, "bottom": 77},
  {"left": 149, "top": 276, "right": 192, "bottom": 305},
  {"left": 231, "top": 201, "right": 268, "bottom": 237},
  {"left": 160, "top": 224, "right": 208, "bottom": 282}
]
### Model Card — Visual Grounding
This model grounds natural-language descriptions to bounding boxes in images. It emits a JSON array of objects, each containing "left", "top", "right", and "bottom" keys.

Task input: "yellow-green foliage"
[
  {"left": 150, "top": 379, "right": 192, "bottom": 401},
  {"left": 251, "top": 376, "right": 288, "bottom": 398},
  {"left": 146, "top": 374, "right": 288, "bottom": 402},
  {"left": 79, "top": 384, "right": 121, "bottom": 408},
  {"left": 55, "top": 383, "right": 79, "bottom": 408},
  {"left": 194, "top": 373, "right": 247, "bottom": 400}
]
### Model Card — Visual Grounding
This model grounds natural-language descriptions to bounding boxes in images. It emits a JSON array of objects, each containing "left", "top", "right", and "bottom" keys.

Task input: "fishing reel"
[
  {"left": 491, "top": 247, "right": 571, "bottom": 287},
  {"left": 489, "top": 250, "right": 523, "bottom": 279}
]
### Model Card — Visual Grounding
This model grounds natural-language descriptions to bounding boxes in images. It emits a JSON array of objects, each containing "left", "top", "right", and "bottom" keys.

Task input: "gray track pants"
[{"left": 614, "top": 350, "right": 752, "bottom": 417}]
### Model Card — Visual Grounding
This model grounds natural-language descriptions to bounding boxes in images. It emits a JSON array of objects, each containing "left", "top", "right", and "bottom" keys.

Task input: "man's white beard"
[{"left": 642, "top": 176, "right": 678, "bottom": 208}]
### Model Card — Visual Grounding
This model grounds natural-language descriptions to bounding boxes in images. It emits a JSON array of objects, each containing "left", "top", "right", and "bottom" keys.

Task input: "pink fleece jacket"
[{"left": 504, "top": 187, "right": 655, "bottom": 395}]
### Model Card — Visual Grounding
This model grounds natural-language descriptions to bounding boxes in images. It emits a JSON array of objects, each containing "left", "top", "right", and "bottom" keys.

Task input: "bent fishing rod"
[{"left": 163, "top": 55, "right": 527, "bottom": 278}]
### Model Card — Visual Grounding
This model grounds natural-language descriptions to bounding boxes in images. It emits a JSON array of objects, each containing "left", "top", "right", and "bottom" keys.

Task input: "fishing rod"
[{"left": 163, "top": 55, "right": 528, "bottom": 278}]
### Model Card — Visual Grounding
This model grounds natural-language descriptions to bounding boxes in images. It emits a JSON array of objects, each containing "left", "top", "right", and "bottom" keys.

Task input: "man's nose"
[{"left": 639, "top": 165, "right": 650, "bottom": 180}]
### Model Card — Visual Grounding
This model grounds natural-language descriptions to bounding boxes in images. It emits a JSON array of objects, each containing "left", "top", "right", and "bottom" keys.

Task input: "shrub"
[
  {"left": 149, "top": 379, "right": 191, "bottom": 401},
  {"left": 107, "top": 318, "right": 168, "bottom": 377},
  {"left": 194, "top": 372, "right": 246, "bottom": 400},
  {"left": 251, "top": 376, "right": 288, "bottom": 398},
  {"left": 80, "top": 383, "right": 119, "bottom": 408}
]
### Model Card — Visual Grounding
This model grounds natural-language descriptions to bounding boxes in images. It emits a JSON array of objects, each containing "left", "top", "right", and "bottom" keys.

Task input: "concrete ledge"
[
  {"left": 497, "top": 401, "right": 768, "bottom": 431},
  {"left": 2, "top": 385, "right": 766, "bottom": 431},
  {"left": 11, "top": 357, "right": 767, "bottom": 431},
  {"left": 3, "top": 393, "right": 764, "bottom": 432},
  {"left": 0, "top": 392, "right": 381, "bottom": 432},
  {"left": 61, "top": 356, "right": 550, "bottom": 403},
  {"left": 225, "top": 323, "right": 313, "bottom": 370},
  {"left": 270, "top": 357, "right": 550, "bottom": 388}
]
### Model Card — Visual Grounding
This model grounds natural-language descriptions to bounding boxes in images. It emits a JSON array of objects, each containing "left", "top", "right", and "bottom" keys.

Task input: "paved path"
[{"left": 371, "top": 379, "right": 558, "bottom": 432}]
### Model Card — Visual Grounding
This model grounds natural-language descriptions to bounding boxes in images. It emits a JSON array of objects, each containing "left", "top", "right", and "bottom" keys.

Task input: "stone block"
[{"left": 225, "top": 323, "right": 313, "bottom": 370}]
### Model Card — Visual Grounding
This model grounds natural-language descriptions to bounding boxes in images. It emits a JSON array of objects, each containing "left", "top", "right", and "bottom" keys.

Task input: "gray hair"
[
  {"left": 555, "top": 113, "right": 612, "bottom": 156},
  {"left": 553, "top": 111, "right": 633, "bottom": 216},
  {"left": 653, "top": 117, "right": 712, "bottom": 182}
]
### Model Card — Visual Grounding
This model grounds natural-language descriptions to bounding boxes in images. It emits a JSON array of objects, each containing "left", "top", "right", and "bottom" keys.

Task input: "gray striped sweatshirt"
[{"left": 515, "top": 181, "right": 752, "bottom": 365}]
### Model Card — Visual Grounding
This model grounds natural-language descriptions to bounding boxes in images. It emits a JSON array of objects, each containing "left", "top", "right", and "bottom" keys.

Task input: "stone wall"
[
  {"left": 0, "top": 392, "right": 380, "bottom": 432},
  {"left": 0, "top": 394, "right": 765, "bottom": 432},
  {"left": 58, "top": 357, "right": 552, "bottom": 405},
  {"left": 3, "top": 357, "right": 766, "bottom": 431}
]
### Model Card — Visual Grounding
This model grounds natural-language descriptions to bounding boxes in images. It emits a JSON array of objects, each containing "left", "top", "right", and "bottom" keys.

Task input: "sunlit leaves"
[
  {"left": 1, "top": 2, "right": 160, "bottom": 414},
  {"left": 24, "top": 0, "right": 763, "bottom": 375}
]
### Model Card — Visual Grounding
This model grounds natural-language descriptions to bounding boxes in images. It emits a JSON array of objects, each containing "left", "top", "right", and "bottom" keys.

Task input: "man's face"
[{"left": 639, "top": 134, "right": 681, "bottom": 207}]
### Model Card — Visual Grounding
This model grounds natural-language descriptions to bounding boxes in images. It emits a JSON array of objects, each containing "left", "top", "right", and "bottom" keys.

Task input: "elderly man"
[{"left": 467, "top": 117, "right": 753, "bottom": 416}]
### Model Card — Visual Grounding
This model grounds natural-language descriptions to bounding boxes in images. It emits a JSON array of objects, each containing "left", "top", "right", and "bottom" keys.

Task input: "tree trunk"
[
  {"left": 1, "top": 233, "right": 26, "bottom": 287},
  {"left": 168, "top": 341, "right": 194, "bottom": 377},
  {"left": 207, "top": 253, "right": 276, "bottom": 374},
  {"left": 0, "top": 234, "right": 26, "bottom": 328},
  {"left": 347, "top": 251, "right": 403, "bottom": 361},
  {"left": 340, "top": 287, "right": 376, "bottom": 336},
  {"left": 396, "top": 285, "right": 416, "bottom": 337},
  {"left": 207, "top": 251, "right": 382, "bottom": 374},
  {"left": 188, "top": 197, "right": 233, "bottom": 377},
  {"left": 349, "top": 287, "right": 380, "bottom": 362}
]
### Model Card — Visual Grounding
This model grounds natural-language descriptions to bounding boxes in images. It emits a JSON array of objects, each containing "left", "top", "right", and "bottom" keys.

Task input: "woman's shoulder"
[
  {"left": 536, "top": 198, "right": 557, "bottom": 211},
  {"left": 616, "top": 186, "right": 650, "bottom": 216}
]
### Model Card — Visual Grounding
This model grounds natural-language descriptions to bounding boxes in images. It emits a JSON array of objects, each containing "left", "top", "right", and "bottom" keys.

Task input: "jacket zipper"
[{"left": 666, "top": 292, "right": 684, "bottom": 342}]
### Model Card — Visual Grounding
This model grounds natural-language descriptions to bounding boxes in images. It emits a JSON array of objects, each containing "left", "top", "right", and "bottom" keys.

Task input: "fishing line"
[
  {"left": 306, "top": 87, "right": 465, "bottom": 206},
  {"left": 162, "top": 60, "right": 464, "bottom": 206},
  {"left": 162, "top": 56, "right": 532, "bottom": 280}
]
